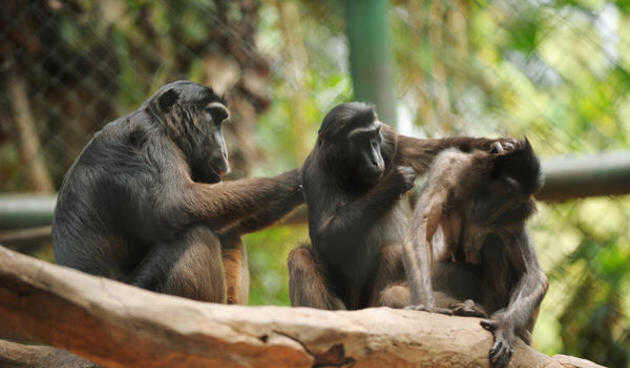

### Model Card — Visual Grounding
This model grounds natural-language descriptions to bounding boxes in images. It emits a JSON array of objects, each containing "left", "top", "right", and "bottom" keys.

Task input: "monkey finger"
[
  {"left": 490, "top": 142, "right": 504, "bottom": 154},
  {"left": 480, "top": 319, "right": 498, "bottom": 332},
  {"left": 489, "top": 343, "right": 512, "bottom": 368},
  {"left": 404, "top": 304, "right": 432, "bottom": 312},
  {"left": 432, "top": 306, "right": 454, "bottom": 315},
  {"left": 488, "top": 341, "right": 503, "bottom": 362},
  {"left": 451, "top": 306, "right": 486, "bottom": 318},
  {"left": 405, "top": 305, "right": 453, "bottom": 315},
  {"left": 499, "top": 138, "right": 518, "bottom": 152}
]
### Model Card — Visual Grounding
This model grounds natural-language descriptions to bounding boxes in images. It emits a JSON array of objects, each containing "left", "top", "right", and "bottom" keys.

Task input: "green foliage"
[
  {"left": 246, "top": 224, "right": 309, "bottom": 306},
  {"left": 1, "top": 0, "right": 628, "bottom": 365}
]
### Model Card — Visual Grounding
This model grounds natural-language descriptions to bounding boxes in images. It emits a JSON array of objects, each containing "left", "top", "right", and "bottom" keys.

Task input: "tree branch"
[{"left": 0, "top": 245, "right": 603, "bottom": 368}]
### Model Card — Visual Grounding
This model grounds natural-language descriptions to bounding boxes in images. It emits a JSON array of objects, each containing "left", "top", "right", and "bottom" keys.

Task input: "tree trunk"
[{"left": 6, "top": 62, "right": 54, "bottom": 193}]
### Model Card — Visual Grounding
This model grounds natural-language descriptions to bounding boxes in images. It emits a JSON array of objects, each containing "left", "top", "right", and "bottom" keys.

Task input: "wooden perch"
[{"left": 0, "top": 245, "right": 603, "bottom": 368}]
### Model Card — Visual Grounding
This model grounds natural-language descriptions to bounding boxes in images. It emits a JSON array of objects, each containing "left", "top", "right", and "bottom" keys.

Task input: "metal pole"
[
  {"left": 536, "top": 151, "right": 630, "bottom": 202},
  {"left": 345, "top": 0, "right": 397, "bottom": 126},
  {"left": 0, "top": 194, "right": 56, "bottom": 230},
  {"left": 1, "top": 151, "right": 630, "bottom": 235}
]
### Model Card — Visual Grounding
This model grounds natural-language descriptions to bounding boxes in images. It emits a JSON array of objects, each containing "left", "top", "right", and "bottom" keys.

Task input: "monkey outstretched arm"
[
  {"left": 175, "top": 169, "right": 302, "bottom": 231},
  {"left": 387, "top": 125, "right": 514, "bottom": 176},
  {"left": 218, "top": 183, "right": 304, "bottom": 237}
]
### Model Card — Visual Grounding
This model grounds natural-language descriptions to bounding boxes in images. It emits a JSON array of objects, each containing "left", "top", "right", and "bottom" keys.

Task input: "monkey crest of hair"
[
  {"left": 317, "top": 102, "right": 377, "bottom": 141},
  {"left": 491, "top": 138, "right": 543, "bottom": 195},
  {"left": 435, "top": 138, "right": 543, "bottom": 231}
]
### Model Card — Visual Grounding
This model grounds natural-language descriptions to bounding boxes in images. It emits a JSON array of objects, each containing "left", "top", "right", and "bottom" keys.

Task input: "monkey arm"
[
  {"left": 403, "top": 189, "right": 458, "bottom": 312},
  {"left": 396, "top": 133, "right": 512, "bottom": 176},
  {"left": 175, "top": 169, "right": 302, "bottom": 231},
  {"left": 310, "top": 172, "right": 409, "bottom": 244},
  {"left": 497, "top": 230, "right": 548, "bottom": 338},
  {"left": 402, "top": 232, "right": 435, "bottom": 307},
  {"left": 218, "top": 185, "right": 304, "bottom": 237},
  {"left": 404, "top": 151, "right": 465, "bottom": 308},
  {"left": 479, "top": 230, "right": 547, "bottom": 368},
  {"left": 481, "top": 230, "right": 548, "bottom": 350}
]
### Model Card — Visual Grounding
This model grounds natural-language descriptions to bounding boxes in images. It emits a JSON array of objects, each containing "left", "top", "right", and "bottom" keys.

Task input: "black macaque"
[
  {"left": 287, "top": 102, "right": 514, "bottom": 310},
  {"left": 403, "top": 139, "right": 548, "bottom": 368},
  {"left": 53, "top": 80, "right": 303, "bottom": 304}
]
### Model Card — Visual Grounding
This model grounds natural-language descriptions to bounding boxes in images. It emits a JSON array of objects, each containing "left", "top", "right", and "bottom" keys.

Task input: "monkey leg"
[
  {"left": 132, "top": 226, "right": 227, "bottom": 303},
  {"left": 287, "top": 245, "right": 346, "bottom": 310},
  {"left": 220, "top": 234, "right": 249, "bottom": 305},
  {"left": 369, "top": 242, "right": 411, "bottom": 308}
]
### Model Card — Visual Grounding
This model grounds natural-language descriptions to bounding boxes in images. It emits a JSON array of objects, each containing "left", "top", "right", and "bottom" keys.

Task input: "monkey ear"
[{"left": 158, "top": 88, "right": 179, "bottom": 112}]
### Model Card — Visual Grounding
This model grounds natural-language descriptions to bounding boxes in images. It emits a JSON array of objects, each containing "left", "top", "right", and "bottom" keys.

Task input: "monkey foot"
[
  {"left": 404, "top": 304, "right": 453, "bottom": 315},
  {"left": 449, "top": 299, "right": 487, "bottom": 317}
]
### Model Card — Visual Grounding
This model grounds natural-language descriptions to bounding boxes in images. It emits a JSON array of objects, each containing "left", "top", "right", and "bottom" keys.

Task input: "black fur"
[
  {"left": 288, "top": 102, "right": 516, "bottom": 310},
  {"left": 53, "top": 80, "right": 302, "bottom": 303},
  {"left": 404, "top": 140, "right": 548, "bottom": 368}
]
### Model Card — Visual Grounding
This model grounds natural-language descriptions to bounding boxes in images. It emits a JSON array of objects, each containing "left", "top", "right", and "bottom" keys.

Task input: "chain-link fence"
[{"left": 0, "top": 1, "right": 628, "bottom": 366}]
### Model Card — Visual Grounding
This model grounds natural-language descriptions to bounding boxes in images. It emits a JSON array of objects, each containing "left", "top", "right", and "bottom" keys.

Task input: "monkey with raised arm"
[
  {"left": 54, "top": 81, "right": 303, "bottom": 304},
  {"left": 404, "top": 139, "right": 548, "bottom": 368},
  {"left": 288, "top": 102, "right": 517, "bottom": 310}
]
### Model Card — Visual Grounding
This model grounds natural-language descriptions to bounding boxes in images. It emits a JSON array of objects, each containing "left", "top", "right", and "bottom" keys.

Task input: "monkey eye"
[{"left": 206, "top": 103, "right": 229, "bottom": 124}]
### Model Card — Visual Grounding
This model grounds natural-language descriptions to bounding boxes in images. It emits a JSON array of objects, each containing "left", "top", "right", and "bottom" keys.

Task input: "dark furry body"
[
  {"left": 288, "top": 102, "right": 512, "bottom": 310},
  {"left": 53, "top": 81, "right": 302, "bottom": 304},
  {"left": 404, "top": 143, "right": 548, "bottom": 368}
]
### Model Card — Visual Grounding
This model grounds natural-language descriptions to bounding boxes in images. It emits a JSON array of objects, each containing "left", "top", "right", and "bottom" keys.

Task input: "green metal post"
[{"left": 345, "top": 0, "right": 397, "bottom": 126}]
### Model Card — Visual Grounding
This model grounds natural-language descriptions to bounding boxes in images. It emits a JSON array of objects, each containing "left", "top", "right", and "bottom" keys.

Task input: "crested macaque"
[
  {"left": 288, "top": 102, "right": 515, "bottom": 310},
  {"left": 403, "top": 139, "right": 548, "bottom": 368},
  {"left": 53, "top": 80, "right": 303, "bottom": 304}
]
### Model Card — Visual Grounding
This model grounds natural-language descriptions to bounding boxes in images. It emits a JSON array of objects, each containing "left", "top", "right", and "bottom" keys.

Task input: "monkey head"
[
  {"left": 420, "top": 138, "right": 542, "bottom": 264},
  {"left": 146, "top": 80, "right": 230, "bottom": 183},
  {"left": 317, "top": 102, "right": 387, "bottom": 188},
  {"left": 462, "top": 138, "right": 543, "bottom": 227}
]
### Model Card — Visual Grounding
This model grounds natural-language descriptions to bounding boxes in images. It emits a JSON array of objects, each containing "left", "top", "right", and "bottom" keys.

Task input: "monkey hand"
[
  {"left": 283, "top": 168, "right": 304, "bottom": 194},
  {"left": 404, "top": 304, "right": 452, "bottom": 315},
  {"left": 388, "top": 165, "right": 417, "bottom": 193},
  {"left": 480, "top": 316, "right": 515, "bottom": 368},
  {"left": 489, "top": 138, "right": 518, "bottom": 154}
]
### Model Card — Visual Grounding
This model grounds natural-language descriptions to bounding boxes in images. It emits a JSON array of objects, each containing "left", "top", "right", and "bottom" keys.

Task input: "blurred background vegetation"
[{"left": 0, "top": 0, "right": 628, "bottom": 366}]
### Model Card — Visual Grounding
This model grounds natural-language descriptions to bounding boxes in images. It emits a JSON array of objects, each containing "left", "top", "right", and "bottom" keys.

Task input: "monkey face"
[
  {"left": 317, "top": 102, "right": 388, "bottom": 187},
  {"left": 151, "top": 81, "right": 231, "bottom": 184},
  {"left": 348, "top": 122, "right": 385, "bottom": 184},
  {"left": 189, "top": 101, "right": 231, "bottom": 183}
]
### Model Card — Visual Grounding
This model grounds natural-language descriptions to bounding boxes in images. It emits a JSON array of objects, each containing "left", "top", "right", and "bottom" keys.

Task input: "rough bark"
[
  {"left": 0, "top": 340, "right": 97, "bottom": 368},
  {"left": 0, "top": 245, "right": 603, "bottom": 368}
]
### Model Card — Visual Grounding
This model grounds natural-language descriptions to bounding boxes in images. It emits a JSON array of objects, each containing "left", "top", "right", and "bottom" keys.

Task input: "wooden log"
[{"left": 0, "top": 245, "right": 603, "bottom": 368}]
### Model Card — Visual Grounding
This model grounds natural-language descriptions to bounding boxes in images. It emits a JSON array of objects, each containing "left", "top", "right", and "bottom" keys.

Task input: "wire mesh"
[{"left": 0, "top": 0, "right": 628, "bottom": 365}]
